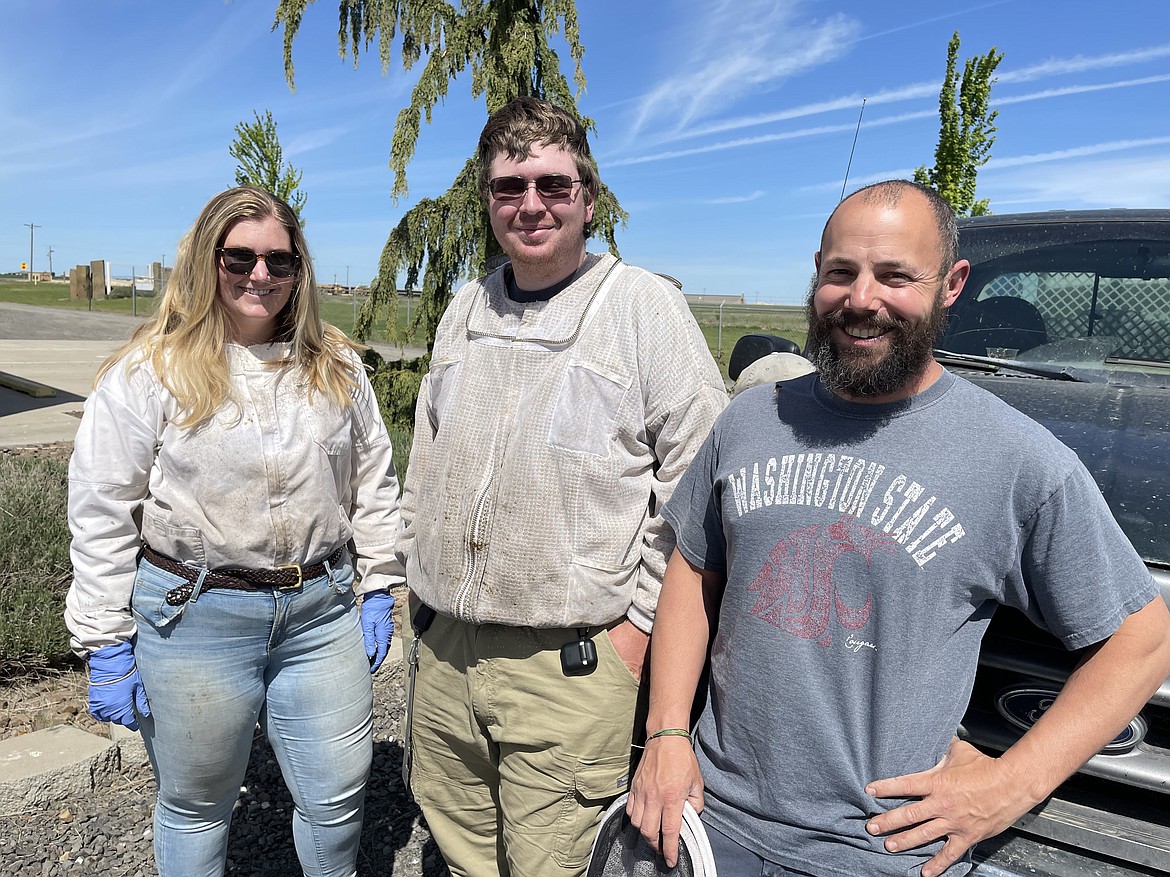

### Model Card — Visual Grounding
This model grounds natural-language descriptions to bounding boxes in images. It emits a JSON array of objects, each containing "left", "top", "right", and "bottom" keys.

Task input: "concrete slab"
[
  {"left": 0, "top": 725, "right": 121, "bottom": 812},
  {"left": 0, "top": 340, "right": 120, "bottom": 448},
  {"left": 109, "top": 722, "right": 150, "bottom": 771},
  {"left": 0, "top": 332, "right": 423, "bottom": 449},
  {"left": 385, "top": 634, "right": 404, "bottom": 670}
]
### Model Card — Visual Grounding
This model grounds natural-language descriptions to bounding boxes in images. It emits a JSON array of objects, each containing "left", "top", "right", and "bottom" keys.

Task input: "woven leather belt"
[{"left": 142, "top": 545, "right": 345, "bottom": 606}]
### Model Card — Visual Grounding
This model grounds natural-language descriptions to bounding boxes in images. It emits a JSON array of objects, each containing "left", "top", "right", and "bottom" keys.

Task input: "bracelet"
[{"left": 648, "top": 728, "right": 691, "bottom": 741}]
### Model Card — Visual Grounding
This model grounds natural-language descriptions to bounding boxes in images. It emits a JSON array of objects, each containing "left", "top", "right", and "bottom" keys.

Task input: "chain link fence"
[{"left": 687, "top": 303, "right": 809, "bottom": 378}]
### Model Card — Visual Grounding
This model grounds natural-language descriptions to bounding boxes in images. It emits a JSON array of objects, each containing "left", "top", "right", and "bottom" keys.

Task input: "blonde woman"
[{"left": 65, "top": 187, "right": 404, "bottom": 877}]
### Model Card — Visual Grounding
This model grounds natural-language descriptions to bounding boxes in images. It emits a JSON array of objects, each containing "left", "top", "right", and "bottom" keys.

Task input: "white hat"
[
  {"left": 731, "top": 352, "right": 816, "bottom": 398},
  {"left": 587, "top": 793, "right": 717, "bottom": 877}
]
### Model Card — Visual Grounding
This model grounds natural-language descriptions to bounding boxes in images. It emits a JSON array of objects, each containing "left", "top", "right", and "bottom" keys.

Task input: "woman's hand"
[
  {"left": 361, "top": 591, "right": 395, "bottom": 673},
  {"left": 87, "top": 641, "right": 151, "bottom": 731}
]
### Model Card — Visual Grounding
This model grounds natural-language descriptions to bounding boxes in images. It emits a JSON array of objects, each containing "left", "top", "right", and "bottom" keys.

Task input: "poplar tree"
[
  {"left": 914, "top": 31, "right": 1003, "bottom": 217},
  {"left": 274, "top": 0, "right": 627, "bottom": 353},
  {"left": 230, "top": 109, "right": 308, "bottom": 222}
]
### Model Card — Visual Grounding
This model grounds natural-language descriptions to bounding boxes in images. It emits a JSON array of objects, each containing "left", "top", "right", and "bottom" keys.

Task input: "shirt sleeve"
[
  {"left": 1009, "top": 461, "right": 1158, "bottom": 650},
  {"left": 393, "top": 368, "right": 436, "bottom": 578},
  {"left": 661, "top": 421, "right": 729, "bottom": 575},
  {"left": 64, "top": 359, "right": 162, "bottom": 657},
  {"left": 628, "top": 278, "right": 729, "bottom": 631},
  {"left": 347, "top": 361, "right": 407, "bottom": 595}
]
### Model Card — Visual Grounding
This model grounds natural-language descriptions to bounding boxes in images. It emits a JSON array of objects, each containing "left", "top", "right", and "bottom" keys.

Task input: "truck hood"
[{"left": 955, "top": 369, "right": 1170, "bottom": 566}]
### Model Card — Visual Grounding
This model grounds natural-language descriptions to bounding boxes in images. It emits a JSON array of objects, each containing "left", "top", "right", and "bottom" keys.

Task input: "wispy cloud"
[
  {"left": 647, "top": 59, "right": 1170, "bottom": 149},
  {"left": 661, "top": 83, "right": 935, "bottom": 145},
  {"left": 702, "top": 191, "right": 768, "bottom": 205},
  {"left": 610, "top": 110, "right": 937, "bottom": 167},
  {"left": 991, "top": 154, "right": 1170, "bottom": 208},
  {"left": 145, "top": 4, "right": 271, "bottom": 107},
  {"left": 984, "top": 136, "right": 1170, "bottom": 169},
  {"left": 997, "top": 43, "right": 1170, "bottom": 84},
  {"left": 610, "top": 71, "right": 1169, "bottom": 170},
  {"left": 626, "top": 0, "right": 861, "bottom": 140},
  {"left": 853, "top": 0, "right": 1019, "bottom": 42},
  {"left": 286, "top": 127, "right": 350, "bottom": 157},
  {"left": 800, "top": 137, "right": 1170, "bottom": 196},
  {"left": 995, "top": 74, "right": 1170, "bottom": 106}
]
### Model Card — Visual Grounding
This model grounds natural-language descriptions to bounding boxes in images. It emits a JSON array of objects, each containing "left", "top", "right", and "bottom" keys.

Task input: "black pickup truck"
[{"left": 934, "top": 210, "right": 1170, "bottom": 877}]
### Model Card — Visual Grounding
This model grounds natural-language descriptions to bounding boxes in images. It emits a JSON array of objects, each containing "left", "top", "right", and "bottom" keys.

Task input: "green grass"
[
  {"left": 0, "top": 456, "right": 74, "bottom": 672},
  {"left": 0, "top": 280, "right": 807, "bottom": 364},
  {"left": 0, "top": 278, "right": 155, "bottom": 316},
  {"left": 0, "top": 279, "right": 419, "bottom": 344},
  {"left": 690, "top": 304, "right": 809, "bottom": 379}
]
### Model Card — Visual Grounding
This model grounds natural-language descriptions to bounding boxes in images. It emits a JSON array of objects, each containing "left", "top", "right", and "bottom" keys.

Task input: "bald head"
[{"left": 823, "top": 180, "right": 959, "bottom": 275}]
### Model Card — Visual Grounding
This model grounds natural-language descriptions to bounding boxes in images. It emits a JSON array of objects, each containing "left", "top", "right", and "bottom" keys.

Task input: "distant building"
[{"left": 684, "top": 292, "right": 746, "bottom": 305}]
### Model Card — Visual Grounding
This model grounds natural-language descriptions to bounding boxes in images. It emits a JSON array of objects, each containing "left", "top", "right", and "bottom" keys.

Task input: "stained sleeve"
[
  {"left": 347, "top": 362, "right": 407, "bottom": 595},
  {"left": 64, "top": 361, "right": 162, "bottom": 657},
  {"left": 393, "top": 368, "right": 438, "bottom": 578},
  {"left": 628, "top": 278, "right": 728, "bottom": 631}
]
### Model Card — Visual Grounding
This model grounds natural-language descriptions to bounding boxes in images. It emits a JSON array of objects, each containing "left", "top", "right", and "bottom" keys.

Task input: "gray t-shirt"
[{"left": 662, "top": 370, "right": 1157, "bottom": 877}]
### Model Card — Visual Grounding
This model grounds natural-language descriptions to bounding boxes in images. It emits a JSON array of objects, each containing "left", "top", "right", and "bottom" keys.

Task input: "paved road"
[
  {"left": 0, "top": 301, "right": 148, "bottom": 341},
  {"left": 0, "top": 302, "right": 423, "bottom": 448},
  {"left": 0, "top": 304, "right": 138, "bottom": 446}
]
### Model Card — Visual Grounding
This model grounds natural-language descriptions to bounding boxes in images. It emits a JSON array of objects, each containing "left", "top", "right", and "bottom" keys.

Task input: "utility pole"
[
  {"left": 47, "top": 245, "right": 55, "bottom": 277},
  {"left": 24, "top": 223, "right": 40, "bottom": 280},
  {"left": 348, "top": 266, "right": 354, "bottom": 327}
]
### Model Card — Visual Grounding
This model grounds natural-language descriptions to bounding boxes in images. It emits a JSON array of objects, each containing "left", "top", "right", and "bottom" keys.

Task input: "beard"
[{"left": 804, "top": 282, "right": 949, "bottom": 399}]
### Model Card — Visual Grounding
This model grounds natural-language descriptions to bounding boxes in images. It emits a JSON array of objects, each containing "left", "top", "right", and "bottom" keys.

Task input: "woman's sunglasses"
[
  {"left": 488, "top": 174, "right": 582, "bottom": 201},
  {"left": 216, "top": 247, "right": 301, "bottom": 279}
]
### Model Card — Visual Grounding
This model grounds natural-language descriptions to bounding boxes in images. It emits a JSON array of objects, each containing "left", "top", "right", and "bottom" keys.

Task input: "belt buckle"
[{"left": 276, "top": 563, "right": 303, "bottom": 590}]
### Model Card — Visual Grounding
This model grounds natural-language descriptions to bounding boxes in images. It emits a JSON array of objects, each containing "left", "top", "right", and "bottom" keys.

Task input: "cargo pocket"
[{"left": 554, "top": 752, "right": 632, "bottom": 869}]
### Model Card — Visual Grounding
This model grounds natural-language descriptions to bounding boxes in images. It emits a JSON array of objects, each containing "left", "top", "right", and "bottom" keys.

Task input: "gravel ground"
[{"left": 0, "top": 659, "right": 451, "bottom": 877}]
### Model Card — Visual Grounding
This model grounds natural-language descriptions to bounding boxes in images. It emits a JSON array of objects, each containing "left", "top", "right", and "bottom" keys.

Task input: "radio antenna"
[{"left": 839, "top": 98, "right": 867, "bottom": 202}]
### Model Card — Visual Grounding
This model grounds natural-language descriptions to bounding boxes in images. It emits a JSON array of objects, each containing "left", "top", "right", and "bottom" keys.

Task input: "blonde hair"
[{"left": 98, "top": 187, "right": 362, "bottom": 427}]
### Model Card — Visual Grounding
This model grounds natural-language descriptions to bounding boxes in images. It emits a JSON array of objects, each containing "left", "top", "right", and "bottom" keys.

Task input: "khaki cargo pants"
[{"left": 407, "top": 607, "right": 645, "bottom": 877}]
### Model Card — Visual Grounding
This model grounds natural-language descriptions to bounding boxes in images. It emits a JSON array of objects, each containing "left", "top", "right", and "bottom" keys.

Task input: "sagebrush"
[{"left": 0, "top": 455, "right": 74, "bottom": 673}]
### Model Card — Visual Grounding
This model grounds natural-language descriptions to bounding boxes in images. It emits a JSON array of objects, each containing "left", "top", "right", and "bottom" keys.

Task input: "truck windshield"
[{"left": 941, "top": 223, "right": 1170, "bottom": 374}]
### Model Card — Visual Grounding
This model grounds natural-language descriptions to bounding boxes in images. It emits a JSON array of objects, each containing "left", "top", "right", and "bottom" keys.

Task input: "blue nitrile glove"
[
  {"left": 361, "top": 591, "right": 395, "bottom": 674},
  {"left": 87, "top": 641, "right": 151, "bottom": 731}
]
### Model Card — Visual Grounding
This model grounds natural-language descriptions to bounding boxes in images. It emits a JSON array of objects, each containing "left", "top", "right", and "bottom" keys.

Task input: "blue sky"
[{"left": 3, "top": 0, "right": 1169, "bottom": 304}]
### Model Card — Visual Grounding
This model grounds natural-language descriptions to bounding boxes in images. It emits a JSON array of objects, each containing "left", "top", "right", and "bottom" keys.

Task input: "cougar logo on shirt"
[{"left": 747, "top": 515, "right": 895, "bottom": 647}]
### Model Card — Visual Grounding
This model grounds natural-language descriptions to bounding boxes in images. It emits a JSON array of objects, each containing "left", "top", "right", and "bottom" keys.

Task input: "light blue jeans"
[{"left": 131, "top": 553, "right": 373, "bottom": 877}]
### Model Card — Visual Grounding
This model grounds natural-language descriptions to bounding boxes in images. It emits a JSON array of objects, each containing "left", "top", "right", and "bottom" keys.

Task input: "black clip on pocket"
[{"left": 560, "top": 627, "right": 598, "bottom": 676}]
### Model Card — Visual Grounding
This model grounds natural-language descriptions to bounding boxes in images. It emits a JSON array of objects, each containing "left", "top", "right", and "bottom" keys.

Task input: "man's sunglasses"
[
  {"left": 488, "top": 174, "right": 582, "bottom": 201},
  {"left": 216, "top": 247, "right": 301, "bottom": 279}
]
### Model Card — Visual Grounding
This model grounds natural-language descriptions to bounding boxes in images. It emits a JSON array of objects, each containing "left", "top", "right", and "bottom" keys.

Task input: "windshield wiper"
[{"left": 934, "top": 350, "right": 1108, "bottom": 383}]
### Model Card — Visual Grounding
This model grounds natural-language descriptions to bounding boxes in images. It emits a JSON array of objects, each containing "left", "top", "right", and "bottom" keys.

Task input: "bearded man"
[{"left": 625, "top": 180, "right": 1170, "bottom": 877}]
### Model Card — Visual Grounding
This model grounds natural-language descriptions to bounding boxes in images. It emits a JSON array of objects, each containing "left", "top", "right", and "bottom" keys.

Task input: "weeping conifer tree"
[{"left": 275, "top": 0, "right": 627, "bottom": 374}]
